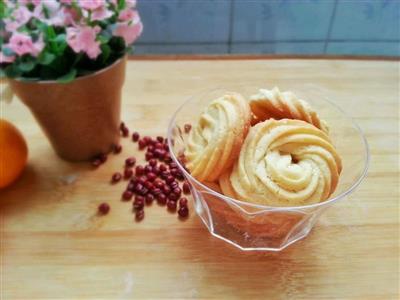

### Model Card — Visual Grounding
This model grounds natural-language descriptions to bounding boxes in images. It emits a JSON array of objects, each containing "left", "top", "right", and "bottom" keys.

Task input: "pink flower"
[
  {"left": 12, "top": 6, "right": 32, "bottom": 26},
  {"left": 126, "top": 0, "right": 137, "bottom": 8},
  {"left": 5, "top": 19, "right": 19, "bottom": 32},
  {"left": 63, "top": 7, "right": 79, "bottom": 26},
  {"left": 91, "top": 6, "right": 113, "bottom": 21},
  {"left": 118, "top": 8, "right": 139, "bottom": 22},
  {"left": 33, "top": 2, "right": 60, "bottom": 20},
  {"left": 32, "top": 1, "right": 66, "bottom": 26},
  {"left": 4, "top": 6, "right": 32, "bottom": 32},
  {"left": 0, "top": 51, "right": 16, "bottom": 64},
  {"left": 19, "top": 0, "right": 41, "bottom": 6},
  {"left": 79, "top": 0, "right": 105, "bottom": 11},
  {"left": 66, "top": 26, "right": 101, "bottom": 59},
  {"left": 60, "top": 0, "right": 73, "bottom": 4},
  {"left": 6, "top": 32, "right": 44, "bottom": 57},
  {"left": 114, "top": 21, "right": 143, "bottom": 45}
]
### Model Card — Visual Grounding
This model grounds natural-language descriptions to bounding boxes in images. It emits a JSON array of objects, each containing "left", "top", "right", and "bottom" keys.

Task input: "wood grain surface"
[{"left": 1, "top": 59, "right": 399, "bottom": 299}]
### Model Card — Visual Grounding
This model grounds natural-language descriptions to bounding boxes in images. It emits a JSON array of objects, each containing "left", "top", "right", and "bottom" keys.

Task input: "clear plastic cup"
[{"left": 167, "top": 85, "right": 369, "bottom": 251}]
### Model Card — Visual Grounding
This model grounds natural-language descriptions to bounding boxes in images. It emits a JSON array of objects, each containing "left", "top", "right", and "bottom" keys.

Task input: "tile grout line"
[
  {"left": 135, "top": 39, "right": 400, "bottom": 47},
  {"left": 227, "top": 0, "right": 235, "bottom": 54},
  {"left": 324, "top": 0, "right": 339, "bottom": 54}
]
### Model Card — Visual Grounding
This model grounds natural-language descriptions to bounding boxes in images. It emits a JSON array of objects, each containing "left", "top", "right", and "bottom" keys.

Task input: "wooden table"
[{"left": 1, "top": 57, "right": 399, "bottom": 299}]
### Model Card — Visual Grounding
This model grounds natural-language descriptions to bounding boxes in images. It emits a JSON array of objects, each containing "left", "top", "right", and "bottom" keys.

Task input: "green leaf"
[
  {"left": 38, "top": 52, "right": 56, "bottom": 65},
  {"left": 98, "top": 35, "right": 110, "bottom": 44},
  {"left": 46, "top": 25, "right": 56, "bottom": 39},
  {"left": 2, "top": 47, "right": 15, "bottom": 57},
  {"left": 57, "top": 68, "right": 77, "bottom": 83},
  {"left": 4, "top": 64, "right": 22, "bottom": 78},
  {"left": 0, "top": 0, "right": 6, "bottom": 18},
  {"left": 0, "top": 68, "right": 5, "bottom": 78},
  {"left": 18, "top": 60, "right": 36, "bottom": 72},
  {"left": 100, "top": 44, "right": 111, "bottom": 64},
  {"left": 56, "top": 41, "right": 68, "bottom": 55},
  {"left": 53, "top": 34, "right": 66, "bottom": 43},
  {"left": 118, "top": 0, "right": 126, "bottom": 10}
]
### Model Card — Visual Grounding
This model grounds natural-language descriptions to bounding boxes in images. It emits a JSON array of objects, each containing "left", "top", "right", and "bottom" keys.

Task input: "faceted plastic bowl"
[{"left": 167, "top": 86, "right": 369, "bottom": 251}]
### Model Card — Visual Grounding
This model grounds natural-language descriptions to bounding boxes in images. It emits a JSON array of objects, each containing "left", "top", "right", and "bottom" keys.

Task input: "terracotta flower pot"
[{"left": 9, "top": 56, "right": 126, "bottom": 161}]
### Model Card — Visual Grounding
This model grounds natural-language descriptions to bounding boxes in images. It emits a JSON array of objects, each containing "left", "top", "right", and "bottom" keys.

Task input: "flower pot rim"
[{"left": 8, "top": 55, "right": 126, "bottom": 85}]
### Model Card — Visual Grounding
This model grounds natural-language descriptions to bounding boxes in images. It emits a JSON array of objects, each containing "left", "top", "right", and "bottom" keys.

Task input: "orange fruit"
[{"left": 0, "top": 119, "right": 28, "bottom": 189}]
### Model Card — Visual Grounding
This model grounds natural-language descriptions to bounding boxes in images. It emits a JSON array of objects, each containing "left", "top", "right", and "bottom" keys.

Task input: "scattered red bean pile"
[{"left": 95, "top": 122, "right": 192, "bottom": 222}]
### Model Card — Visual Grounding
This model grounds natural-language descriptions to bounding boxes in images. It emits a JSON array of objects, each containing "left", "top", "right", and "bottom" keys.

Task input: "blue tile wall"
[
  {"left": 232, "top": 0, "right": 335, "bottom": 42},
  {"left": 326, "top": 42, "right": 400, "bottom": 56},
  {"left": 137, "top": 0, "right": 230, "bottom": 43},
  {"left": 231, "top": 42, "right": 325, "bottom": 54},
  {"left": 134, "top": 0, "right": 400, "bottom": 56},
  {"left": 331, "top": 0, "right": 400, "bottom": 40},
  {"left": 134, "top": 44, "right": 229, "bottom": 54}
]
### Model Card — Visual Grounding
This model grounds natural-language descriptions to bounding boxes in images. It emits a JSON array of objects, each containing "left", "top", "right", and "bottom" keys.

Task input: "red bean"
[
  {"left": 145, "top": 194, "right": 154, "bottom": 204},
  {"left": 154, "top": 142, "right": 164, "bottom": 150},
  {"left": 99, "top": 153, "right": 107, "bottom": 163},
  {"left": 124, "top": 168, "right": 133, "bottom": 179},
  {"left": 178, "top": 206, "right": 189, "bottom": 218},
  {"left": 145, "top": 152, "right": 154, "bottom": 161},
  {"left": 144, "top": 165, "right": 153, "bottom": 174},
  {"left": 133, "top": 196, "right": 145, "bottom": 210},
  {"left": 98, "top": 203, "right": 110, "bottom": 215},
  {"left": 125, "top": 157, "right": 136, "bottom": 167},
  {"left": 122, "top": 190, "right": 133, "bottom": 201},
  {"left": 184, "top": 124, "right": 192, "bottom": 133},
  {"left": 162, "top": 185, "right": 171, "bottom": 195},
  {"left": 111, "top": 172, "right": 122, "bottom": 183},
  {"left": 127, "top": 182, "right": 135, "bottom": 192},
  {"left": 160, "top": 171, "right": 170, "bottom": 179},
  {"left": 143, "top": 136, "right": 151, "bottom": 144},
  {"left": 138, "top": 139, "right": 147, "bottom": 150},
  {"left": 167, "top": 200, "right": 177, "bottom": 211},
  {"left": 168, "top": 193, "right": 179, "bottom": 201},
  {"left": 91, "top": 159, "right": 102, "bottom": 167},
  {"left": 132, "top": 132, "right": 140, "bottom": 142},
  {"left": 147, "top": 172, "right": 157, "bottom": 182},
  {"left": 173, "top": 187, "right": 181, "bottom": 196},
  {"left": 137, "top": 176, "right": 147, "bottom": 185},
  {"left": 169, "top": 181, "right": 179, "bottom": 189},
  {"left": 135, "top": 209, "right": 144, "bottom": 221},
  {"left": 179, "top": 198, "right": 188, "bottom": 207},
  {"left": 154, "top": 180, "right": 164, "bottom": 189},
  {"left": 149, "top": 159, "right": 157, "bottom": 166},
  {"left": 135, "top": 183, "right": 144, "bottom": 193},
  {"left": 121, "top": 127, "right": 129, "bottom": 137},
  {"left": 182, "top": 182, "right": 191, "bottom": 194},
  {"left": 169, "top": 162, "right": 178, "bottom": 169},
  {"left": 138, "top": 187, "right": 149, "bottom": 196},
  {"left": 144, "top": 181, "right": 154, "bottom": 190},
  {"left": 113, "top": 144, "right": 122, "bottom": 154},
  {"left": 135, "top": 165, "right": 144, "bottom": 176},
  {"left": 156, "top": 193, "right": 167, "bottom": 205},
  {"left": 152, "top": 188, "right": 162, "bottom": 196},
  {"left": 152, "top": 166, "right": 160, "bottom": 175},
  {"left": 165, "top": 175, "right": 175, "bottom": 184}
]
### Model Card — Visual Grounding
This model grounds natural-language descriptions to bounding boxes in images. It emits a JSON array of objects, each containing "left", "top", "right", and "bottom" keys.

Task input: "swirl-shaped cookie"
[
  {"left": 250, "top": 87, "right": 329, "bottom": 133},
  {"left": 185, "top": 93, "right": 251, "bottom": 182},
  {"left": 219, "top": 119, "right": 342, "bottom": 207}
]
